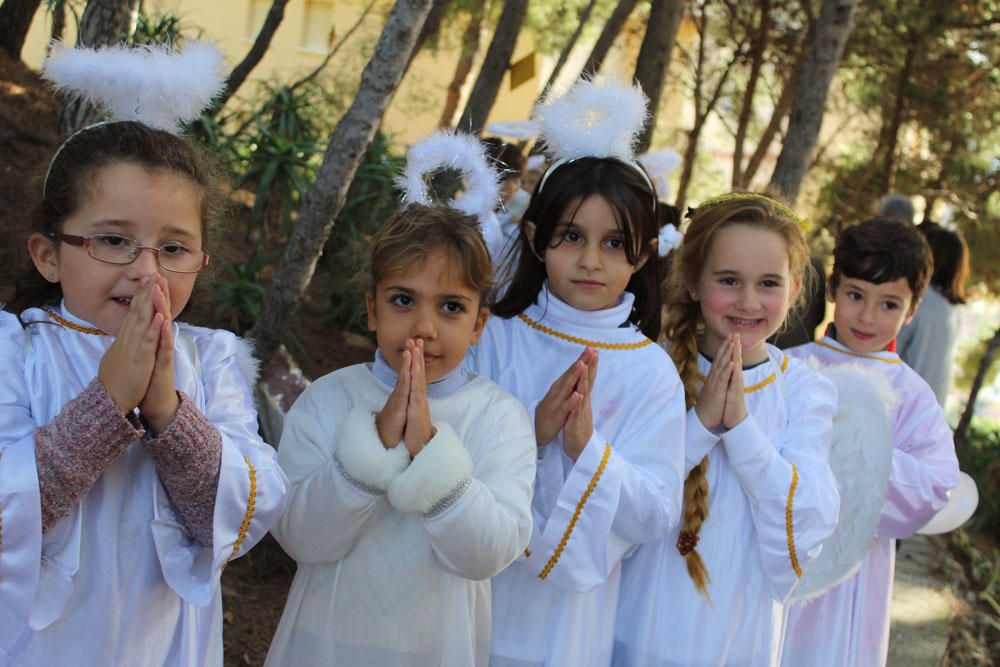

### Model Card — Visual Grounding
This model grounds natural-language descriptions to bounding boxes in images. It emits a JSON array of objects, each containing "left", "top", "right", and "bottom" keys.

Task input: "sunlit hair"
[
  {"left": 663, "top": 193, "right": 811, "bottom": 597},
  {"left": 830, "top": 217, "right": 932, "bottom": 303},
  {"left": 4, "top": 121, "right": 220, "bottom": 316},
  {"left": 918, "top": 221, "right": 968, "bottom": 305},
  {"left": 367, "top": 204, "right": 494, "bottom": 305},
  {"left": 492, "top": 157, "right": 661, "bottom": 340}
]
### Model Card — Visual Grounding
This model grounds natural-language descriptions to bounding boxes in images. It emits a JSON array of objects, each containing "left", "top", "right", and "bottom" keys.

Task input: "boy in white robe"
[{"left": 782, "top": 217, "right": 960, "bottom": 667}]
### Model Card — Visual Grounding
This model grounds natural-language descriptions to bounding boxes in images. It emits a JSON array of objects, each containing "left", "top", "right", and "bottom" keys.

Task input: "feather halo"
[
  {"left": 42, "top": 41, "right": 226, "bottom": 133},
  {"left": 396, "top": 131, "right": 502, "bottom": 253}
]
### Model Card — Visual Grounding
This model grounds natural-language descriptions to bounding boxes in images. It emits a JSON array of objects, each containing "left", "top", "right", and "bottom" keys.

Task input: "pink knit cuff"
[
  {"left": 35, "top": 378, "right": 144, "bottom": 530},
  {"left": 143, "top": 392, "right": 222, "bottom": 546}
]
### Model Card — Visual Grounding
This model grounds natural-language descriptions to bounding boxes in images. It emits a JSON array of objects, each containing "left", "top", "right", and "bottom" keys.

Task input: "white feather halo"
[
  {"left": 396, "top": 131, "right": 502, "bottom": 254},
  {"left": 534, "top": 79, "right": 649, "bottom": 163},
  {"left": 42, "top": 41, "right": 226, "bottom": 133},
  {"left": 658, "top": 223, "right": 682, "bottom": 257}
]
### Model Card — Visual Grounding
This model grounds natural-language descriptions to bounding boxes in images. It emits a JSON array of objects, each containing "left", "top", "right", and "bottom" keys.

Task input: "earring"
[
  {"left": 48, "top": 272, "right": 57, "bottom": 282},
  {"left": 689, "top": 291, "right": 698, "bottom": 300}
]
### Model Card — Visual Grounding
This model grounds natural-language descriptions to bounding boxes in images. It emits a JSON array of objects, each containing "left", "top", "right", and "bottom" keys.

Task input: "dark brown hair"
[
  {"left": 830, "top": 217, "right": 933, "bottom": 302},
  {"left": 918, "top": 221, "right": 969, "bottom": 305},
  {"left": 491, "top": 157, "right": 661, "bottom": 339},
  {"left": 367, "top": 204, "right": 494, "bottom": 305},
  {"left": 4, "top": 121, "right": 221, "bottom": 315},
  {"left": 663, "top": 193, "right": 810, "bottom": 596}
]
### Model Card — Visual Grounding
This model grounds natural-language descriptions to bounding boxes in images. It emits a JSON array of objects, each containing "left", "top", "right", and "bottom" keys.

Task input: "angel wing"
[{"left": 791, "top": 360, "right": 898, "bottom": 601}]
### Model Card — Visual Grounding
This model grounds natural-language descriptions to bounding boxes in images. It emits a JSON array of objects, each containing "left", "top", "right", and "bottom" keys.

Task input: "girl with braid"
[{"left": 613, "top": 194, "right": 841, "bottom": 666}]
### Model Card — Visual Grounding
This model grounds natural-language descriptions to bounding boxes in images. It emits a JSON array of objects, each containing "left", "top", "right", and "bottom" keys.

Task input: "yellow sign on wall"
[{"left": 509, "top": 52, "right": 536, "bottom": 90}]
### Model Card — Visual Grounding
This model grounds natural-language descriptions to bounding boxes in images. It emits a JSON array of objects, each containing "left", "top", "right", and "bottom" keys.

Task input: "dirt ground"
[{"left": 0, "top": 51, "right": 367, "bottom": 665}]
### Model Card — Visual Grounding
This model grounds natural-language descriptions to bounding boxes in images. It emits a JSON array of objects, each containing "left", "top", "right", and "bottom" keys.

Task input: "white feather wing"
[{"left": 792, "top": 361, "right": 897, "bottom": 601}]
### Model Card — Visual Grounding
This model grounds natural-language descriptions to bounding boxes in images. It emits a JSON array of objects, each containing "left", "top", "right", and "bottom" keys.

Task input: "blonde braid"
[{"left": 663, "top": 255, "right": 712, "bottom": 596}]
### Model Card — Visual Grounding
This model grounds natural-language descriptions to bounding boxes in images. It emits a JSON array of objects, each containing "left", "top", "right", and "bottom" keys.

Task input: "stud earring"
[{"left": 48, "top": 272, "right": 57, "bottom": 282}]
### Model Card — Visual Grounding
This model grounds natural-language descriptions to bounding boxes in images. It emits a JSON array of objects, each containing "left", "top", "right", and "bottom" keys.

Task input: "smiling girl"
[
  {"left": 612, "top": 193, "right": 841, "bottom": 666},
  {"left": 0, "top": 120, "right": 288, "bottom": 665},
  {"left": 266, "top": 205, "right": 535, "bottom": 666}
]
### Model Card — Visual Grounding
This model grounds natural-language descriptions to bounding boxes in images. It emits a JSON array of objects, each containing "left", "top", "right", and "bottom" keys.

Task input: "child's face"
[
  {"left": 366, "top": 250, "right": 489, "bottom": 383},
  {"left": 28, "top": 162, "right": 203, "bottom": 335},
  {"left": 529, "top": 195, "right": 648, "bottom": 312},
  {"left": 830, "top": 276, "right": 917, "bottom": 353},
  {"left": 692, "top": 224, "right": 798, "bottom": 366}
]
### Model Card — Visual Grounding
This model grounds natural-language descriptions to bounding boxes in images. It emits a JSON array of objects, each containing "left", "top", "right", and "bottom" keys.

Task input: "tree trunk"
[
  {"left": 438, "top": 2, "right": 489, "bottom": 128},
  {"left": 633, "top": 0, "right": 685, "bottom": 153},
  {"left": 208, "top": 0, "right": 290, "bottom": 117},
  {"left": 404, "top": 0, "right": 451, "bottom": 73},
  {"left": 457, "top": 0, "right": 529, "bottom": 135},
  {"left": 50, "top": 0, "right": 67, "bottom": 47},
  {"left": 767, "top": 0, "right": 859, "bottom": 202},
  {"left": 579, "top": 0, "right": 639, "bottom": 77},
  {"left": 251, "top": 0, "right": 433, "bottom": 364},
  {"left": 872, "top": 32, "right": 918, "bottom": 196},
  {"left": 954, "top": 325, "right": 1000, "bottom": 452},
  {"left": 536, "top": 0, "right": 598, "bottom": 103},
  {"left": 731, "top": 0, "right": 770, "bottom": 189},
  {"left": 58, "top": 0, "right": 138, "bottom": 136},
  {"left": 0, "top": 0, "right": 43, "bottom": 61}
]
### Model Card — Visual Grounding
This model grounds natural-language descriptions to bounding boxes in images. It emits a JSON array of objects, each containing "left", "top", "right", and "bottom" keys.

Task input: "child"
[
  {"left": 468, "top": 82, "right": 686, "bottom": 665},
  {"left": 265, "top": 204, "right": 536, "bottom": 666},
  {"left": 0, "top": 118, "right": 288, "bottom": 662},
  {"left": 613, "top": 193, "right": 841, "bottom": 666},
  {"left": 781, "top": 218, "right": 959, "bottom": 667}
]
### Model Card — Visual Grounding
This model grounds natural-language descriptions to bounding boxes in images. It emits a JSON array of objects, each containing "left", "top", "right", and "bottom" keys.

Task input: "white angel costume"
[
  {"left": 780, "top": 335, "right": 959, "bottom": 667},
  {"left": 613, "top": 344, "right": 841, "bottom": 667},
  {"left": 264, "top": 355, "right": 536, "bottom": 667},
  {"left": 466, "top": 284, "right": 686, "bottom": 666},
  {"left": 0, "top": 305, "right": 288, "bottom": 666}
]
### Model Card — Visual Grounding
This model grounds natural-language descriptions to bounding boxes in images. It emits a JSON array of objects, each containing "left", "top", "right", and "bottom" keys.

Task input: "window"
[{"left": 301, "top": 0, "right": 335, "bottom": 52}]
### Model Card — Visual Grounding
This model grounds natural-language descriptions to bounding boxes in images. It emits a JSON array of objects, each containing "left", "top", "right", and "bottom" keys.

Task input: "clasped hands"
[
  {"left": 695, "top": 333, "right": 749, "bottom": 431},
  {"left": 535, "top": 347, "right": 598, "bottom": 461},
  {"left": 98, "top": 274, "right": 179, "bottom": 435},
  {"left": 376, "top": 338, "right": 435, "bottom": 459}
]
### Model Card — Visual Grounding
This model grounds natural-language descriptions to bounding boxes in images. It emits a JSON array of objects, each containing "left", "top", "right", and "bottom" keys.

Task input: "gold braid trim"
[
  {"left": 43, "top": 309, "right": 108, "bottom": 336},
  {"left": 813, "top": 340, "right": 902, "bottom": 365},
  {"left": 518, "top": 314, "right": 653, "bottom": 351},
  {"left": 224, "top": 456, "right": 257, "bottom": 568},
  {"left": 786, "top": 464, "right": 802, "bottom": 578},
  {"left": 538, "top": 443, "right": 612, "bottom": 580},
  {"left": 696, "top": 354, "right": 789, "bottom": 393}
]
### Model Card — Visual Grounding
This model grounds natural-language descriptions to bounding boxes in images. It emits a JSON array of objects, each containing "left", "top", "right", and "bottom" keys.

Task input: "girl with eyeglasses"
[{"left": 0, "top": 119, "right": 288, "bottom": 664}]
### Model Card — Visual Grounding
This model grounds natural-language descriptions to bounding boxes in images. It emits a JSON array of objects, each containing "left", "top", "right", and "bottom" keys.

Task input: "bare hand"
[
  {"left": 139, "top": 275, "right": 180, "bottom": 434},
  {"left": 535, "top": 348, "right": 595, "bottom": 446},
  {"left": 562, "top": 352, "right": 597, "bottom": 460},
  {"left": 376, "top": 347, "right": 411, "bottom": 448},
  {"left": 403, "top": 339, "right": 434, "bottom": 457},
  {"left": 695, "top": 335, "right": 734, "bottom": 431},
  {"left": 723, "top": 335, "right": 748, "bottom": 429},
  {"left": 98, "top": 277, "right": 160, "bottom": 415}
]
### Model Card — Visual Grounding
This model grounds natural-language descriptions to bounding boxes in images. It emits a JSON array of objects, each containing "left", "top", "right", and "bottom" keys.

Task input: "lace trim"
[
  {"left": 426, "top": 477, "right": 472, "bottom": 518},
  {"left": 786, "top": 464, "right": 802, "bottom": 578},
  {"left": 225, "top": 456, "right": 257, "bottom": 567},
  {"left": 518, "top": 314, "right": 653, "bottom": 351},
  {"left": 538, "top": 443, "right": 612, "bottom": 580},
  {"left": 333, "top": 450, "right": 386, "bottom": 496}
]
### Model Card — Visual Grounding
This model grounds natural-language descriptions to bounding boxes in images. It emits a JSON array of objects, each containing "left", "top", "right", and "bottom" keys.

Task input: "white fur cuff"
[
  {"left": 335, "top": 408, "right": 411, "bottom": 494},
  {"left": 387, "top": 422, "right": 473, "bottom": 516}
]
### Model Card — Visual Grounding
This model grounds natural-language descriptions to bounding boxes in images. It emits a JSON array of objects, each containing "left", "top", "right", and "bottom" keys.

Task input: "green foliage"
[
  {"left": 957, "top": 419, "right": 1000, "bottom": 534},
  {"left": 524, "top": 0, "right": 625, "bottom": 55},
  {"left": 129, "top": 11, "right": 197, "bottom": 47},
  {"left": 212, "top": 252, "right": 276, "bottom": 335},
  {"left": 956, "top": 329, "right": 1000, "bottom": 394}
]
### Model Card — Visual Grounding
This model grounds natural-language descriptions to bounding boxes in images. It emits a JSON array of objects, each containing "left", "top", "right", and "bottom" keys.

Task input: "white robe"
[
  {"left": 0, "top": 304, "right": 288, "bottom": 666},
  {"left": 265, "top": 362, "right": 536, "bottom": 667},
  {"left": 613, "top": 345, "right": 841, "bottom": 667},
  {"left": 781, "top": 336, "right": 959, "bottom": 667},
  {"left": 467, "top": 286, "right": 686, "bottom": 667}
]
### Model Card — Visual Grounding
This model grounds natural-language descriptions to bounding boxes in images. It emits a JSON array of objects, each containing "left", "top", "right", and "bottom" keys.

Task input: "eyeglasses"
[{"left": 51, "top": 232, "right": 210, "bottom": 274}]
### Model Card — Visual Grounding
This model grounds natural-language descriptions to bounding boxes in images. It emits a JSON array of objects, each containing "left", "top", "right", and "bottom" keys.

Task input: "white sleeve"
[
  {"left": 525, "top": 362, "right": 686, "bottom": 593},
  {"left": 878, "top": 379, "right": 958, "bottom": 538},
  {"left": 0, "top": 314, "right": 43, "bottom": 623},
  {"left": 718, "top": 367, "right": 840, "bottom": 602},
  {"left": 271, "top": 384, "right": 410, "bottom": 565},
  {"left": 151, "top": 330, "right": 289, "bottom": 606},
  {"left": 388, "top": 396, "right": 536, "bottom": 580}
]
